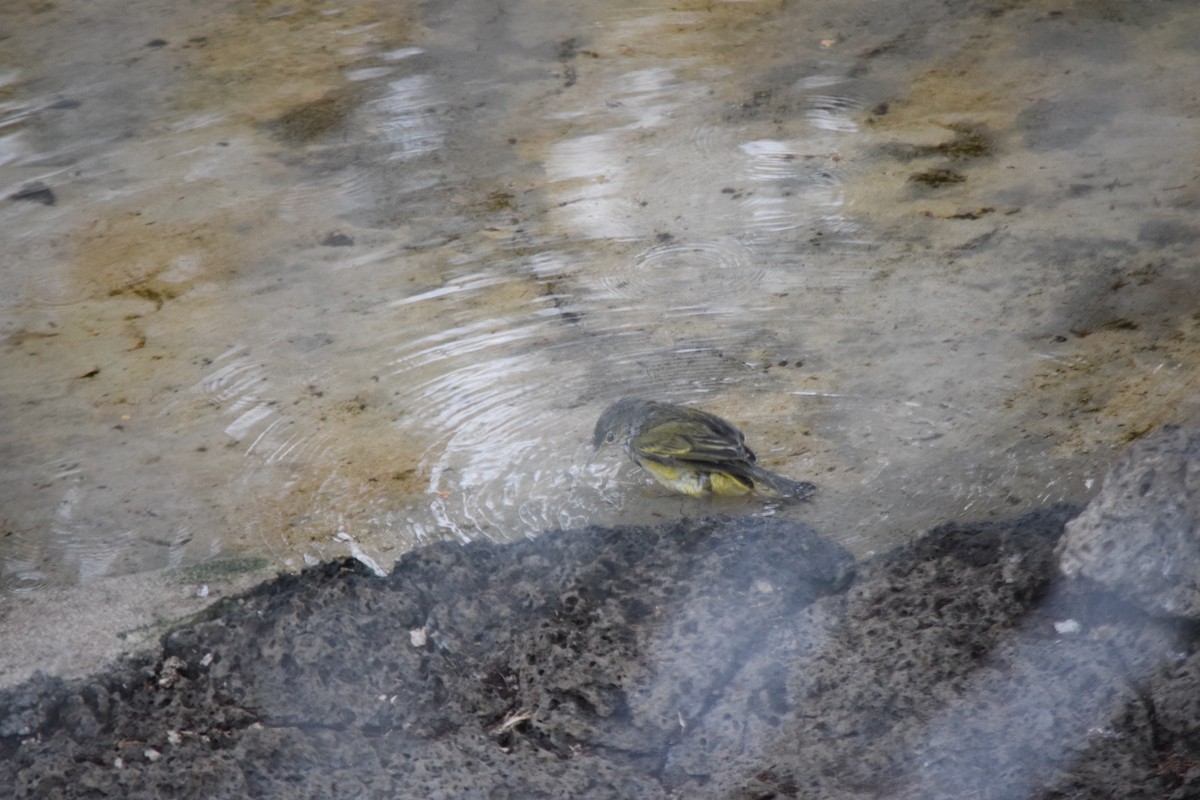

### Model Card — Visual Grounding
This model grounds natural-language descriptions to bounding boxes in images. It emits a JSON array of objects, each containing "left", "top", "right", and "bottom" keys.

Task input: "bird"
[{"left": 592, "top": 397, "right": 815, "bottom": 500}]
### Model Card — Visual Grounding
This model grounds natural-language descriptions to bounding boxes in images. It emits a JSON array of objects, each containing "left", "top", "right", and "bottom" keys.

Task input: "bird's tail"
[{"left": 744, "top": 464, "right": 816, "bottom": 501}]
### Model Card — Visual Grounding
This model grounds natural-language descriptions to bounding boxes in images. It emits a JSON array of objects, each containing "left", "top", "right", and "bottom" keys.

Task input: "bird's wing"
[{"left": 632, "top": 417, "right": 754, "bottom": 465}]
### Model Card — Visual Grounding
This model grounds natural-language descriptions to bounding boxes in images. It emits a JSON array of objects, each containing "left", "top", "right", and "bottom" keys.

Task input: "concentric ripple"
[
  {"left": 593, "top": 237, "right": 766, "bottom": 305},
  {"left": 804, "top": 94, "right": 863, "bottom": 133},
  {"left": 388, "top": 305, "right": 597, "bottom": 543}
]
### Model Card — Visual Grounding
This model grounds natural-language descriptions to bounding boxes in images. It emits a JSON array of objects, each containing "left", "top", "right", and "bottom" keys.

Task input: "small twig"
[{"left": 490, "top": 708, "right": 535, "bottom": 736}]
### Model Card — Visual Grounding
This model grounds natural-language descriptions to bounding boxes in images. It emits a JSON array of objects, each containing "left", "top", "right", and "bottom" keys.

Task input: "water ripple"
[
  {"left": 804, "top": 94, "right": 863, "bottom": 133},
  {"left": 594, "top": 237, "right": 766, "bottom": 304},
  {"left": 372, "top": 74, "right": 444, "bottom": 160},
  {"left": 383, "top": 263, "right": 610, "bottom": 543},
  {"left": 172, "top": 345, "right": 336, "bottom": 469}
]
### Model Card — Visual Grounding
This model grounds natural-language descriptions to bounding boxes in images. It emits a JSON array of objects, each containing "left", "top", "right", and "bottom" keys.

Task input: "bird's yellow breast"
[{"left": 638, "top": 460, "right": 753, "bottom": 497}]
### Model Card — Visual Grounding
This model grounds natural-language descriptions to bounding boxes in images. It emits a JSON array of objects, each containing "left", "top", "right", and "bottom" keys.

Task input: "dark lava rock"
[
  {"left": 4, "top": 508, "right": 1200, "bottom": 799},
  {"left": 1058, "top": 425, "right": 1200, "bottom": 619}
]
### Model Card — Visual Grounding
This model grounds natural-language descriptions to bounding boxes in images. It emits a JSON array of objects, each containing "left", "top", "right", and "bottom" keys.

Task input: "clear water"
[{"left": 2, "top": 0, "right": 1199, "bottom": 679}]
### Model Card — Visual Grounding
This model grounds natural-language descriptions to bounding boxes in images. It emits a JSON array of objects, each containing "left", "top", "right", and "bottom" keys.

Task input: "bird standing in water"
[{"left": 592, "top": 397, "right": 815, "bottom": 500}]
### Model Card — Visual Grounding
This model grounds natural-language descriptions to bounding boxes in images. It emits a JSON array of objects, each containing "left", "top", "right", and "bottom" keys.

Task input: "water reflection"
[{"left": 1, "top": 0, "right": 1199, "bottom": 611}]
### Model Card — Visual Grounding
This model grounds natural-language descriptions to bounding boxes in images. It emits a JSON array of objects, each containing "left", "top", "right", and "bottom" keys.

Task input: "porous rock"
[
  {"left": 0, "top": 517, "right": 853, "bottom": 799},
  {"left": 1057, "top": 425, "right": 1200, "bottom": 619},
  {"left": 5, "top": 508, "right": 1200, "bottom": 799}
]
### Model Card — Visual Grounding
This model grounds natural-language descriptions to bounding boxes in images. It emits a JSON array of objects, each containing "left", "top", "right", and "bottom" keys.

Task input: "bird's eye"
[{"left": 606, "top": 432, "right": 615, "bottom": 443}]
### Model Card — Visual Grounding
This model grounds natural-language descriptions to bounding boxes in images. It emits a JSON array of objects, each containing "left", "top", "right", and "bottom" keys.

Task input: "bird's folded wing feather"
[{"left": 632, "top": 420, "right": 750, "bottom": 464}]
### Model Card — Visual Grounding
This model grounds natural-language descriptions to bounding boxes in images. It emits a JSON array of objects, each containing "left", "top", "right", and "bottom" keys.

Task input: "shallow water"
[{"left": 2, "top": 0, "right": 1199, "bottom": 679}]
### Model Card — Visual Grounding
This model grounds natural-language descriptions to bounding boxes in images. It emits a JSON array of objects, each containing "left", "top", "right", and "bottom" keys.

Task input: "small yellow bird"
[{"left": 592, "top": 397, "right": 815, "bottom": 500}]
